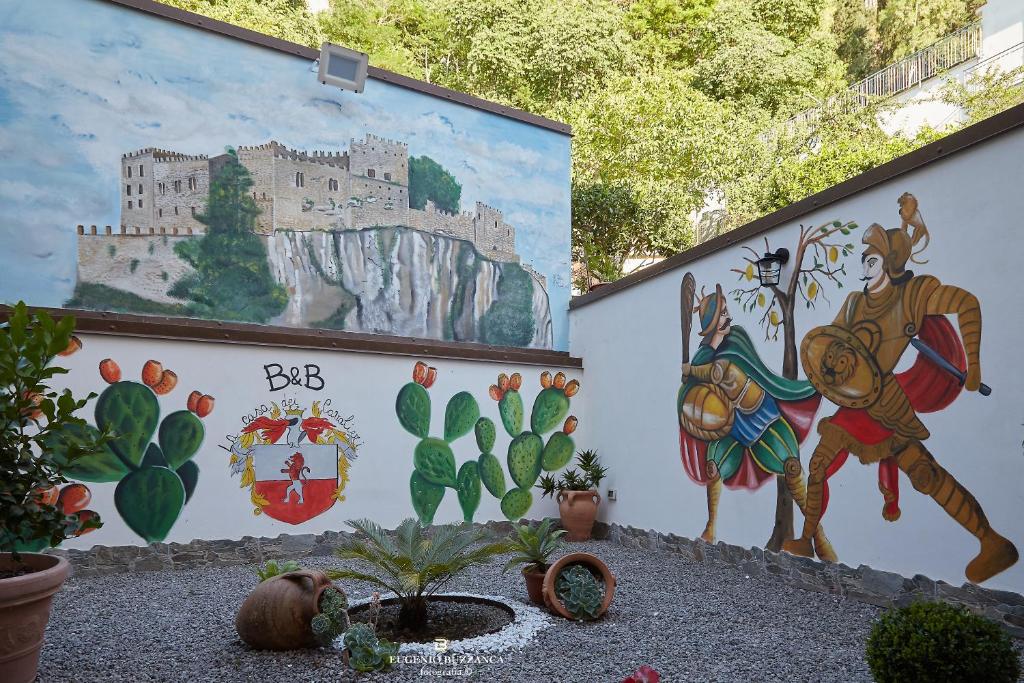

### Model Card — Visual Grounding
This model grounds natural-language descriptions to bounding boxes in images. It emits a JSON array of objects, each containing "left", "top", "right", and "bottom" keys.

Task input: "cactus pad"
[
  {"left": 542, "top": 432, "right": 575, "bottom": 471},
  {"left": 141, "top": 443, "right": 168, "bottom": 468},
  {"left": 530, "top": 387, "right": 571, "bottom": 435},
  {"left": 500, "top": 487, "right": 533, "bottom": 521},
  {"left": 113, "top": 465, "right": 186, "bottom": 543},
  {"left": 159, "top": 410, "right": 205, "bottom": 469},
  {"left": 507, "top": 432, "right": 543, "bottom": 488},
  {"left": 43, "top": 422, "right": 130, "bottom": 482},
  {"left": 498, "top": 390, "right": 523, "bottom": 437},
  {"left": 396, "top": 382, "right": 431, "bottom": 438},
  {"left": 477, "top": 452, "right": 506, "bottom": 498},
  {"left": 474, "top": 417, "right": 496, "bottom": 453},
  {"left": 456, "top": 461, "right": 482, "bottom": 522},
  {"left": 96, "top": 381, "right": 159, "bottom": 467},
  {"left": 444, "top": 392, "right": 480, "bottom": 442},
  {"left": 413, "top": 437, "right": 458, "bottom": 487},
  {"left": 410, "top": 470, "right": 445, "bottom": 525},
  {"left": 177, "top": 460, "right": 199, "bottom": 504}
]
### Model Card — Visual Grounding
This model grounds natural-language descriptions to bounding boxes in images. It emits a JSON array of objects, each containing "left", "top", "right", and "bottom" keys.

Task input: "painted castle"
[{"left": 106, "top": 135, "right": 523, "bottom": 264}]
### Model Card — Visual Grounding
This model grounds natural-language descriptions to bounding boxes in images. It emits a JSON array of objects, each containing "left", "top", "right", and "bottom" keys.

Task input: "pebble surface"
[{"left": 40, "top": 539, "right": 893, "bottom": 682}]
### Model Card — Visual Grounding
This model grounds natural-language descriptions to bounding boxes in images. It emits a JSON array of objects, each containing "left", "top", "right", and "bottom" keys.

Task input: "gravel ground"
[{"left": 37, "top": 539, "right": 902, "bottom": 682}]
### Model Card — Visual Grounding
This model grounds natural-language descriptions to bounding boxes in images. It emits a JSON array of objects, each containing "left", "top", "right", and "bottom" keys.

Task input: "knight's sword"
[{"left": 910, "top": 337, "right": 991, "bottom": 396}]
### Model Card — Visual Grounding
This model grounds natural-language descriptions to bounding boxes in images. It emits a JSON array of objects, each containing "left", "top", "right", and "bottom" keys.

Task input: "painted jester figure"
[
  {"left": 678, "top": 282, "right": 835, "bottom": 561},
  {"left": 785, "top": 194, "right": 1018, "bottom": 583}
]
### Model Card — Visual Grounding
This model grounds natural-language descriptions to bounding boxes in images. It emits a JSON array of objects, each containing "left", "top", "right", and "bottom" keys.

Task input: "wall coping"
[
  {"left": 97, "top": 0, "right": 571, "bottom": 136},
  {"left": 0, "top": 306, "right": 582, "bottom": 368},
  {"left": 570, "top": 101, "right": 1024, "bottom": 310}
]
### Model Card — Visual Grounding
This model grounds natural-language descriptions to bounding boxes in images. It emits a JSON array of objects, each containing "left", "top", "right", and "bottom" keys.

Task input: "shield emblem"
[
  {"left": 801, "top": 324, "right": 883, "bottom": 409},
  {"left": 251, "top": 444, "right": 340, "bottom": 524}
]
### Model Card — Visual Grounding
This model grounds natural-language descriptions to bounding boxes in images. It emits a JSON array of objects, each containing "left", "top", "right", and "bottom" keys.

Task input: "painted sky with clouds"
[{"left": 0, "top": 0, "right": 572, "bottom": 349}]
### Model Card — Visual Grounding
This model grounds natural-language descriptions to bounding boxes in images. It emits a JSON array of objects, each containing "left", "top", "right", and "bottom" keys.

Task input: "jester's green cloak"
[{"left": 677, "top": 326, "right": 820, "bottom": 488}]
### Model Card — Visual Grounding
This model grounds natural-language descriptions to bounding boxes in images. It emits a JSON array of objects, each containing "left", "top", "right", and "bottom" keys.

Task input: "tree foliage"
[
  {"left": 157, "top": 0, "right": 1019, "bottom": 284},
  {"left": 408, "top": 155, "right": 461, "bottom": 214}
]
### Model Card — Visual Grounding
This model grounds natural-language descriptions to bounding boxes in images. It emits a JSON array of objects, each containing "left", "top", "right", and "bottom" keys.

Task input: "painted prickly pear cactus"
[
  {"left": 396, "top": 361, "right": 580, "bottom": 524},
  {"left": 47, "top": 357, "right": 214, "bottom": 543}
]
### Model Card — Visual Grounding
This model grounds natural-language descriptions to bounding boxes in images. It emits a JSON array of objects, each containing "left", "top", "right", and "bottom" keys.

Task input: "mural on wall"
[
  {"left": 677, "top": 277, "right": 833, "bottom": 560},
  {"left": 225, "top": 398, "right": 359, "bottom": 525},
  {"left": 723, "top": 218, "right": 862, "bottom": 550},
  {"left": 784, "top": 193, "right": 1018, "bottom": 583},
  {"left": 396, "top": 362, "right": 579, "bottom": 524},
  {"left": 0, "top": 0, "right": 572, "bottom": 350},
  {"left": 45, "top": 355, "right": 213, "bottom": 543}
]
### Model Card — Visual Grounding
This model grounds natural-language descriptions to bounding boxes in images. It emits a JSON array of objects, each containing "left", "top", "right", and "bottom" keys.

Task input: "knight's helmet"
[
  {"left": 862, "top": 192, "right": 930, "bottom": 279},
  {"left": 695, "top": 283, "right": 727, "bottom": 337}
]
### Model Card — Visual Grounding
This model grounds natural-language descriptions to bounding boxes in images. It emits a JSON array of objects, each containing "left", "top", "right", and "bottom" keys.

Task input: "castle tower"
[
  {"left": 348, "top": 135, "right": 410, "bottom": 228},
  {"left": 472, "top": 202, "right": 516, "bottom": 260},
  {"left": 121, "top": 148, "right": 209, "bottom": 236}
]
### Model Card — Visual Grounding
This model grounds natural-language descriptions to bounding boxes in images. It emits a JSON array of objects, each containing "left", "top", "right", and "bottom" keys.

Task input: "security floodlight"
[{"left": 317, "top": 43, "right": 369, "bottom": 93}]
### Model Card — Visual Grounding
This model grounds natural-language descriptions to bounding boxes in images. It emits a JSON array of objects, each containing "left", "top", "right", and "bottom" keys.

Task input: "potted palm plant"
[
  {"left": 537, "top": 450, "right": 608, "bottom": 541},
  {"left": 1, "top": 303, "right": 107, "bottom": 683},
  {"left": 503, "top": 518, "right": 566, "bottom": 605}
]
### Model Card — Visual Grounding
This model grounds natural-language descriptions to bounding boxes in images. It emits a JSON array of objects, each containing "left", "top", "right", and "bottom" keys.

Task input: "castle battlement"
[
  {"left": 123, "top": 147, "right": 208, "bottom": 162},
  {"left": 252, "top": 141, "right": 350, "bottom": 169},
  {"left": 353, "top": 133, "right": 408, "bottom": 148}
]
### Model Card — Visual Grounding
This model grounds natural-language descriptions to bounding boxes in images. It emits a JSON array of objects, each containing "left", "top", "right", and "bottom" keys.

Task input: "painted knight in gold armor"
[{"left": 783, "top": 194, "right": 1018, "bottom": 583}]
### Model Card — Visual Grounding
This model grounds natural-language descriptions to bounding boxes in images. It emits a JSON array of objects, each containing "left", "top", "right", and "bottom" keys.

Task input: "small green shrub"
[
  {"left": 344, "top": 623, "right": 398, "bottom": 673},
  {"left": 255, "top": 559, "right": 300, "bottom": 582},
  {"left": 865, "top": 601, "right": 1020, "bottom": 683}
]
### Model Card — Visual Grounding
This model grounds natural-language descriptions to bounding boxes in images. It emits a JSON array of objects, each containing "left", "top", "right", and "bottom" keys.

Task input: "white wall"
[
  {"left": 571, "top": 125, "right": 1024, "bottom": 592},
  {"left": 54, "top": 335, "right": 575, "bottom": 549}
]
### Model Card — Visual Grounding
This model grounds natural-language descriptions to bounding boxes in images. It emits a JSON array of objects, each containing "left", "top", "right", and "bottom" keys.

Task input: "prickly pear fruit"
[
  {"left": 177, "top": 460, "right": 199, "bottom": 504},
  {"left": 59, "top": 335, "right": 82, "bottom": 356},
  {"left": 498, "top": 373, "right": 510, "bottom": 391},
  {"left": 99, "top": 359, "right": 121, "bottom": 384},
  {"left": 563, "top": 415, "right": 578, "bottom": 434},
  {"left": 96, "top": 381, "right": 159, "bottom": 467},
  {"left": 413, "top": 361, "right": 428, "bottom": 385},
  {"left": 542, "top": 432, "right": 575, "bottom": 471},
  {"left": 410, "top": 470, "right": 445, "bottom": 525},
  {"left": 73, "top": 510, "right": 99, "bottom": 536},
  {"left": 444, "top": 391, "right": 480, "bottom": 442},
  {"left": 159, "top": 410, "right": 205, "bottom": 469},
  {"left": 553, "top": 372, "right": 566, "bottom": 389},
  {"left": 114, "top": 465, "right": 185, "bottom": 543},
  {"left": 477, "top": 452, "right": 506, "bottom": 498},
  {"left": 187, "top": 390, "right": 202, "bottom": 413},
  {"left": 396, "top": 382, "right": 431, "bottom": 438},
  {"left": 474, "top": 417, "right": 496, "bottom": 453},
  {"left": 564, "top": 379, "right": 580, "bottom": 397},
  {"left": 507, "top": 432, "right": 543, "bottom": 488},
  {"left": 489, "top": 384, "right": 503, "bottom": 401},
  {"left": 141, "top": 360, "right": 163, "bottom": 387},
  {"left": 531, "top": 388, "right": 570, "bottom": 435},
  {"left": 57, "top": 483, "right": 91, "bottom": 514},
  {"left": 152, "top": 369, "right": 178, "bottom": 395},
  {"left": 509, "top": 373, "right": 522, "bottom": 391},
  {"left": 414, "top": 437, "right": 458, "bottom": 487},
  {"left": 540, "top": 371, "right": 552, "bottom": 388},
  {"left": 423, "top": 367, "right": 437, "bottom": 388},
  {"left": 456, "top": 461, "right": 482, "bottom": 522},
  {"left": 498, "top": 390, "right": 523, "bottom": 437},
  {"left": 195, "top": 394, "right": 215, "bottom": 418},
  {"left": 500, "top": 487, "right": 533, "bottom": 521},
  {"left": 35, "top": 486, "right": 59, "bottom": 507}
]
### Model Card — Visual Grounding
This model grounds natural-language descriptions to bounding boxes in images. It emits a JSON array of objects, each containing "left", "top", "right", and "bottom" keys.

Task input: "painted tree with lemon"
[{"left": 729, "top": 218, "right": 858, "bottom": 550}]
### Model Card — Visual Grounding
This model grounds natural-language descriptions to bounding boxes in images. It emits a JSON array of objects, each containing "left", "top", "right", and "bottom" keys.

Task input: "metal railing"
[{"left": 852, "top": 21, "right": 982, "bottom": 100}]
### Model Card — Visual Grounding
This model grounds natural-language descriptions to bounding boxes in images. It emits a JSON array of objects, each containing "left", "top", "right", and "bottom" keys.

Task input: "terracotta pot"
[
  {"left": 0, "top": 552, "right": 70, "bottom": 683},
  {"left": 522, "top": 566, "right": 546, "bottom": 605},
  {"left": 557, "top": 489, "right": 601, "bottom": 541},
  {"left": 235, "top": 569, "right": 338, "bottom": 650},
  {"left": 542, "top": 552, "right": 615, "bottom": 620}
]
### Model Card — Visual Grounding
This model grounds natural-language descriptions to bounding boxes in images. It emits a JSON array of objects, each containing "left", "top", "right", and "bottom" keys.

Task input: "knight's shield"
[
  {"left": 252, "top": 444, "right": 339, "bottom": 524},
  {"left": 801, "top": 325, "right": 883, "bottom": 409}
]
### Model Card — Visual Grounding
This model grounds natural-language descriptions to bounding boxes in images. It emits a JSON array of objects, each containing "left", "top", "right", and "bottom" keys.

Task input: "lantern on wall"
[{"left": 755, "top": 248, "right": 789, "bottom": 287}]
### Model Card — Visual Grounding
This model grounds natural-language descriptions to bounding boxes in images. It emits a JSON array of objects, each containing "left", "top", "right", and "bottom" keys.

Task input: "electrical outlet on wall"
[{"left": 607, "top": 489, "right": 617, "bottom": 501}]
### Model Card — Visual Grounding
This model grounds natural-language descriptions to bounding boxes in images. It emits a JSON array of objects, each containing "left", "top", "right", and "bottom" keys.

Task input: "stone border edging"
[{"left": 48, "top": 519, "right": 1024, "bottom": 637}]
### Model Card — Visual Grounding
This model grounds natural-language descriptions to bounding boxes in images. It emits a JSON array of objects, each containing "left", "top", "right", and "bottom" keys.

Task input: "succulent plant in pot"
[
  {"left": 503, "top": 518, "right": 566, "bottom": 605},
  {"left": 0, "top": 303, "right": 111, "bottom": 683},
  {"left": 537, "top": 450, "right": 607, "bottom": 541},
  {"left": 541, "top": 551, "right": 616, "bottom": 621}
]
